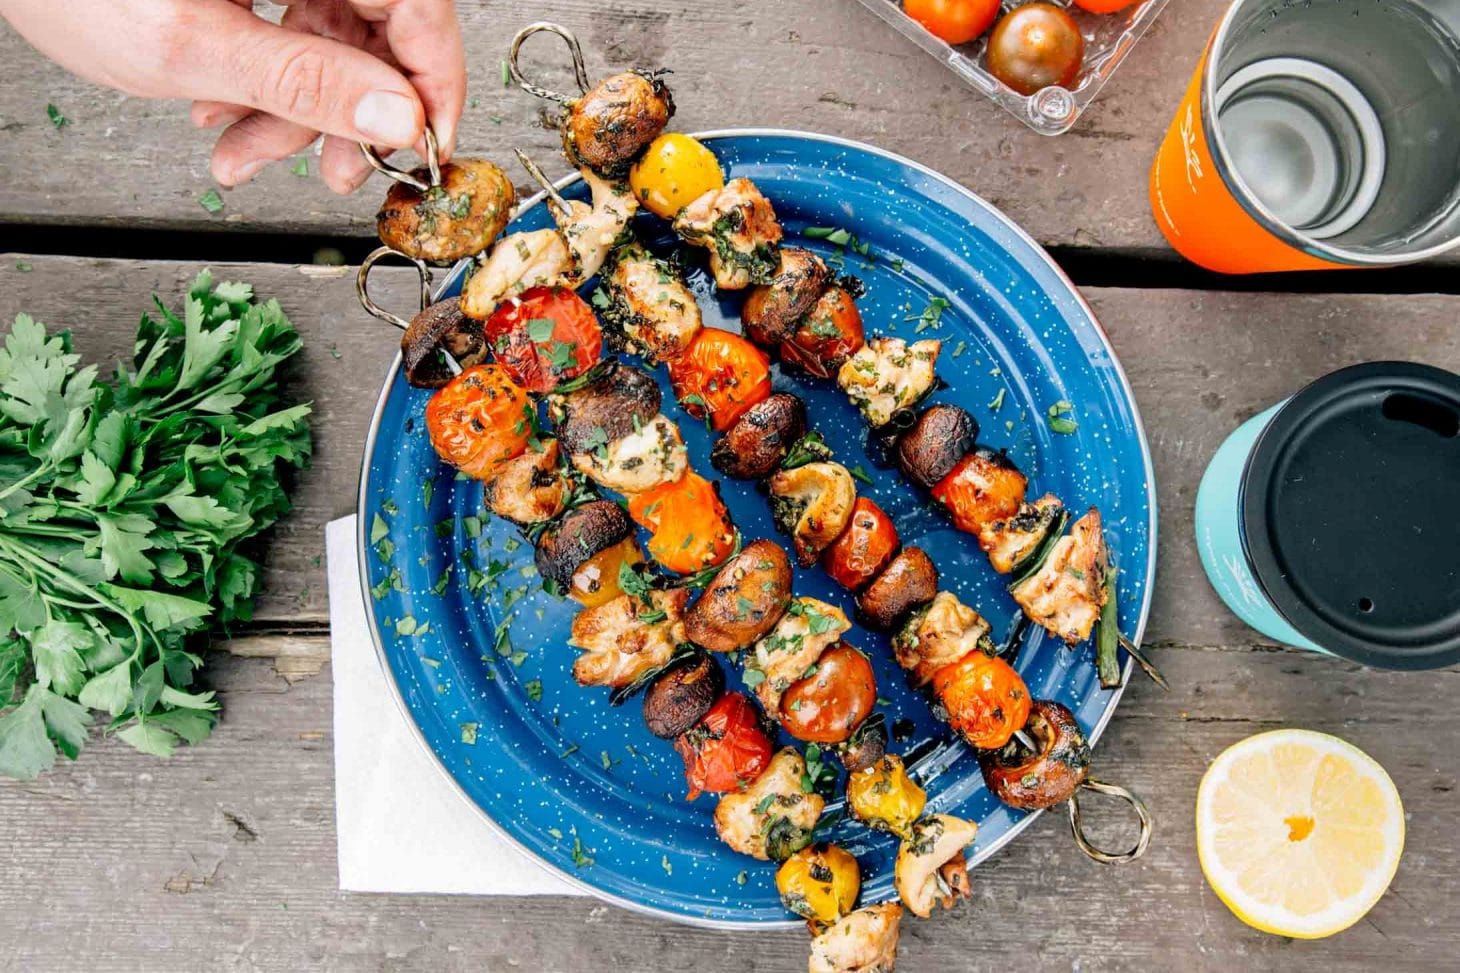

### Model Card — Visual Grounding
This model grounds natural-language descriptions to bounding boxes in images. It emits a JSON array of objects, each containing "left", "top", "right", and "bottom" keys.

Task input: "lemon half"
[{"left": 1196, "top": 729, "right": 1404, "bottom": 939}]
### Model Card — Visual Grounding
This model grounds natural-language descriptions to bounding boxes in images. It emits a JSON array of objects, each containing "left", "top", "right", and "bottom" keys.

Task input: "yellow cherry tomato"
[
  {"left": 629, "top": 134, "right": 725, "bottom": 219},
  {"left": 775, "top": 843, "right": 861, "bottom": 927},
  {"left": 846, "top": 754, "right": 927, "bottom": 838}
]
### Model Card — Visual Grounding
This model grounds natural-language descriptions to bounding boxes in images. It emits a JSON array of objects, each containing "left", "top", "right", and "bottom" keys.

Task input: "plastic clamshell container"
[{"left": 852, "top": 0, "right": 1172, "bottom": 134}]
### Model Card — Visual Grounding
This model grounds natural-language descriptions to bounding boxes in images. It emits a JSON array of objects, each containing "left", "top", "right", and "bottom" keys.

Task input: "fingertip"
[
  {"left": 321, "top": 135, "right": 374, "bottom": 195},
  {"left": 354, "top": 88, "right": 425, "bottom": 149}
]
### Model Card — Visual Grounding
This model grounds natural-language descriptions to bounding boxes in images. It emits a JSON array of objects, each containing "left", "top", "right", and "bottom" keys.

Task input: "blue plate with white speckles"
[{"left": 357, "top": 131, "right": 1156, "bottom": 928}]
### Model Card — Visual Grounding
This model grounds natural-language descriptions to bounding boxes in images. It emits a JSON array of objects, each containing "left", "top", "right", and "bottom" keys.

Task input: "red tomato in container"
[
  {"left": 986, "top": 3, "right": 1086, "bottom": 97},
  {"left": 483, "top": 286, "right": 603, "bottom": 393},
  {"left": 778, "top": 644, "right": 878, "bottom": 744},
  {"left": 674, "top": 692, "right": 774, "bottom": 800},
  {"left": 904, "top": 0, "right": 1000, "bottom": 45},
  {"left": 668, "top": 328, "right": 772, "bottom": 431},
  {"left": 1073, "top": 0, "right": 1139, "bottom": 12}
]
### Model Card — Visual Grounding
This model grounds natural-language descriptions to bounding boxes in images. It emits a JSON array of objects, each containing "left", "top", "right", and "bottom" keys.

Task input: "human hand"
[{"left": 0, "top": 0, "right": 465, "bottom": 193}]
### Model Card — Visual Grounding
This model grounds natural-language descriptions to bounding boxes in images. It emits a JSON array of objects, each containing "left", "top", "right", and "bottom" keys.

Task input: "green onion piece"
[{"left": 1096, "top": 566, "right": 1120, "bottom": 689}]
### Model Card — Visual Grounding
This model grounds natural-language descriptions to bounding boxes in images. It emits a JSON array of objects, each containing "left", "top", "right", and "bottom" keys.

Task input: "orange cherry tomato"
[
  {"left": 931, "top": 449, "right": 1027, "bottom": 535},
  {"left": 1072, "top": 0, "right": 1138, "bottom": 11},
  {"left": 781, "top": 286, "right": 866, "bottom": 380},
  {"left": 903, "top": 0, "right": 1000, "bottom": 44},
  {"left": 627, "top": 470, "right": 736, "bottom": 575},
  {"left": 821, "top": 497, "right": 900, "bottom": 592},
  {"left": 931, "top": 651, "right": 1031, "bottom": 749},
  {"left": 425, "top": 363, "right": 533, "bottom": 479},
  {"left": 986, "top": 3, "right": 1085, "bottom": 97},
  {"left": 779, "top": 643, "right": 878, "bottom": 744},
  {"left": 668, "top": 328, "right": 772, "bottom": 432},
  {"left": 483, "top": 286, "right": 603, "bottom": 394},
  {"left": 674, "top": 692, "right": 774, "bottom": 800}
]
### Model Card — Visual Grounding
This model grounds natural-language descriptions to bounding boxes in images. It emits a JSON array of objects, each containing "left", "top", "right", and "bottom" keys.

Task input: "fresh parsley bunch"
[{"left": 0, "top": 271, "right": 311, "bottom": 779}]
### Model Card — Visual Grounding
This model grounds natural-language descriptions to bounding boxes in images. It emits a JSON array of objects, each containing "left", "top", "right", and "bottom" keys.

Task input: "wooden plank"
[
  {"left": 0, "top": 0, "right": 1280, "bottom": 261},
  {"left": 4, "top": 255, "right": 1460, "bottom": 646},
  {"left": 0, "top": 644, "right": 1453, "bottom": 971}
]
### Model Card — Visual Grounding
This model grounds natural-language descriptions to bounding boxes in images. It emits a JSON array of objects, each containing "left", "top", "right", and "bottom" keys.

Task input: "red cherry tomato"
[
  {"left": 627, "top": 470, "right": 736, "bottom": 575},
  {"left": 821, "top": 497, "right": 900, "bottom": 592},
  {"left": 1072, "top": 0, "right": 1138, "bottom": 11},
  {"left": 778, "top": 644, "right": 878, "bottom": 744},
  {"left": 986, "top": 3, "right": 1085, "bottom": 97},
  {"left": 483, "top": 286, "right": 603, "bottom": 394},
  {"left": 424, "top": 364, "right": 533, "bottom": 479},
  {"left": 931, "top": 450, "right": 1026, "bottom": 535},
  {"left": 903, "top": 0, "right": 1000, "bottom": 45},
  {"left": 931, "top": 651, "right": 1031, "bottom": 749},
  {"left": 668, "top": 328, "right": 773, "bottom": 431},
  {"left": 781, "top": 286, "right": 866, "bottom": 380},
  {"left": 673, "top": 692, "right": 774, "bottom": 800}
]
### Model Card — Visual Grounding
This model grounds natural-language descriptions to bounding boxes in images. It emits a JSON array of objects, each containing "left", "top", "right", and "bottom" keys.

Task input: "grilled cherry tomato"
[
  {"left": 903, "top": 0, "right": 1000, "bottom": 44},
  {"left": 668, "top": 328, "right": 773, "bottom": 431},
  {"left": 1072, "top": 0, "right": 1138, "bottom": 11},
  {"left": 931, "top": 449, "right": 1027, "bottom": 535},
  {"left": 781, "top": 286, "right": 865, "bottom": 380},
  {"left": 846, "top": 753, "right": 926, "bottom": 837},
  {"left": 776, "top": 843, "right": 861, "bottom": 927},
  {"left": 482, "top": 286, "right": 603, "bottom": 394},
  {"left": 628, "top": 470, "right": 736, "bottom": 575},
  {"left": 931, "top": 651, "right": 1031, "bottom": 749},
  {"left": 779, "top": 643, "right": 878, "bottom": 744},
  {"left": 821, "top": 497, "right": 900, "bottom": 592},
  {"left": 629, "top": 133, "right": 726, "bottom": 220},
  {"left": 674, "top": 692, "right": 774, "bottom": 800},
  {"left": 986, "top": 3, "right": 1085, "bottom": 96},
  {"left": 424, "top": 364, "right": 533, "bottom": 479}
]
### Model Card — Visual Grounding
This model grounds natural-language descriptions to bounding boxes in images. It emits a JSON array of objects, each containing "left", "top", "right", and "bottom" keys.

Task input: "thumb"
[{"left": 203, "top": 1, "right": 425, "bottom": 149}]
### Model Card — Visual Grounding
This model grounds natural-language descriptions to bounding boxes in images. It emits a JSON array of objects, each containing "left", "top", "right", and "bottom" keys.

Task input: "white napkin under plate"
[{"left": 326, "top": 515, "right": 584, "bottom": 896}]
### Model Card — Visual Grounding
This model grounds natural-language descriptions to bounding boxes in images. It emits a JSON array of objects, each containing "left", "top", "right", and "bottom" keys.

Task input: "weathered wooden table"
[{"left": 2, "top": 2, "right": 1457, "bottom": 970}]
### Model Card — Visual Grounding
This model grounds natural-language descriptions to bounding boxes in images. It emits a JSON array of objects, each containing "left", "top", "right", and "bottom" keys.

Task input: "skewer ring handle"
[
  {"left": 1066, "top": 777, "right": 1153, "bottom": 864},
  {"left": 509, "top": 22, "right": 590, "bottom": 105},
  {"left": 357, "top": 126, "right": 442, "bottom": 194},
  {"left": 357, "top": 246, "right": 433, "bottom": 332}
]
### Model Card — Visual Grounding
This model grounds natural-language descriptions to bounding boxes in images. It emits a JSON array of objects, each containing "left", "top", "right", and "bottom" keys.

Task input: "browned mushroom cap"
[
  {"left": 642, "top": 650, "right": 725, "bottom": 738},
  {"left": 856, "top": 547, "right": 939, "bottom": 631},
  {"left": 978, "top": 700, "right": 1091, "bottom": 810},
  {"left": 740, "top": 249, "right": 831, "bottom": 346},
  {"left": 534, "top": 500, "right": 633, "bottom": 590},
  {"left": 710, "top": 394, "right": 807, "bottom": 480},
  {"left": 897, "top": 405, "right": 980, "bottom": 490},
  {"left": 562, "top": 71, "right": 674, "bottom": 179},
  {"left": 376, "top": 158, "right": 517, "bottom": 263},
  {"left": 550, "top": 362, "right": 662, "bottom": 455},
  {"left": 837, "top": 713, "right": 888, "bottom": 774},
  {"left": 684, "top": 539, "right": 793, "bottom": 652},
  {"left": 400, "top": 297, "right": 487, "bottom": 389}
]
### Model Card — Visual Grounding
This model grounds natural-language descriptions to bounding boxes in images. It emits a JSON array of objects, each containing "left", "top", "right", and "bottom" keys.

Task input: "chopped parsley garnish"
[
  {"left": 46, "top": 103, "right": 68, "bottom": 128},
  {"left": 198, "top": 189, "right": 224, "bottom": 214},
  {"left": 849, "top": 464, "right": 874, "bottom": 485},
  {"left": 460, "top": 723, "right": 479, "bottom": 745},
  {"left": 1046, "top": 400, "right": 1078, "bottom": 435},
  {"left": 291, "top": 157, "right": 309, "bottom": 177},
  {"left": 525, "top": 679, "right": 543, "bottom": 702}
]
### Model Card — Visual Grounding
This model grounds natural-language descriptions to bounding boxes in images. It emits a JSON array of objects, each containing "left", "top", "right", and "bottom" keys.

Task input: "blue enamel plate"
[{"left": 357, "top": 130, "right": 1156, "bottom": 928}]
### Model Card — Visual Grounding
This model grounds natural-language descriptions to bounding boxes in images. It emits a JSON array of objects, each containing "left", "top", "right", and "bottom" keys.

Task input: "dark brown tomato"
[
  {"left": 856, "top": 547, "right": 939, "bottom": 631},
  {"left": 985, "top": 3, "right": 1086, "bottom": 97},
  {"left": 897, "top": 405, "right": 980, "bottom": 490},
  {"left": 376, "top": 158, "right": 516, "bottom": 263},
  {"left": 779, "top": 644, "right": 877, "bottom": 744},
  {"left": 549, "top": 362, "right": 661, "bottom": 455},
  {"left": 781, "top": 287, "right": 865, "bottom": 380},
  {"left": 562, "top": 71, "right": 675, "bottom": 179},
  {"left": 533, "top": 500, "right": 634, "bottom": 591},
  {"left": 821, "top": 497, "right": 900, "bottom": 592},
  {"left": 401, "top": 297, "right": 487, "bottom": 389},
  {"left": 978, "top": 699, "right": 1091, "bottom": 810},
  {"left": 711, "top": 393, "right": 807, "bottom": 480},
  {"left": 741, "top": 248, "right": 832, "bottom": 346},
  {"left": 643, "top": 651, "right": 726, "bottom": 739},
  {"left": 684, "top": 539, "right": 794, "bottom": 652}
]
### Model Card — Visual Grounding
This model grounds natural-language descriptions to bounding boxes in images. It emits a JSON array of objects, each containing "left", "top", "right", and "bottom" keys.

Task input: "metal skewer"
[
  {"left": 508, "top": 22, "right": 591, "bottom": 105},
  {"left": 355, "top": 246, "right": 462, "bottom": 378},
  {"left": 357, "top": 126, "right": 443, "bottom": 194}
]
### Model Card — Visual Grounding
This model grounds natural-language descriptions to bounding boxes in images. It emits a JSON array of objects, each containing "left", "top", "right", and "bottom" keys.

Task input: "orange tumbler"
[{"left": 1150, "top": 0, "right": 1460, "bottom": 274}]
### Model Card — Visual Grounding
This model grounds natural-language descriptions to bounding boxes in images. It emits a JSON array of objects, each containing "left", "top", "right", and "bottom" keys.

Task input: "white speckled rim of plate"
[{"left": 354, "top": 128, "right": 1159, "bottom": 929}]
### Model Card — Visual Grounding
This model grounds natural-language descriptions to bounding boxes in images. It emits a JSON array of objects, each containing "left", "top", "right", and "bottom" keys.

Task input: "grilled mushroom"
[
  {"left": 376, "top": 158, "right": 516, "bottom": 263},
  {"left": 1010, "top": 507, "right": 1109, "bottom": 644},
  {"left": 550, "top": 362, "right": 662, "bottom": 455},
  {"left": 533, "top": 499, "right": 635, "bottom": 597},
  {"left": 767, "top": 462, "right": 857, "bottom": 567},
  {"left": 894, "top": 814, "right": 977, "bottom": 918},
  {"left": 481, "top": 437, "right": 569, "bottom": 525},
  {"left": 837, "top": 712, "right": 888, "bottom": 773},
  {"left": 891, "top": 591, "right": 994, "bottom": 688},
  {"left": 740, "top": 248, "right": 831, "bottom": 345},
  {"left": 978, "top": 700, "right": 1091, "bottom": 811},
  {"left": 714, "top": 748, "right": 824, "bottom": 860},
  {"left": 642, "top": 650, "right": 725, "bottom": 738},
  {"left": 684, "top": 539, "right": 794, "bottom": 652},
  {"left": 711, "top": 394, "right": 807, "bottom": 480},
  {"left": 569, "top": 588, "right": 689, "bottom": 688},
  {"left": 562, "top": 70, "right": 674, "bottom": 179},
  {"left": 856, "top": 548, "right": 938, "bottom": 631},
  {"left": 400, "top": 297, "right": 487, "bottom": 389},
  {"left": 896, "top": 405, "right": 979, "bottom": 490},
  {"left": 807, "top": 902, "right": 903, "bottom": 973}
]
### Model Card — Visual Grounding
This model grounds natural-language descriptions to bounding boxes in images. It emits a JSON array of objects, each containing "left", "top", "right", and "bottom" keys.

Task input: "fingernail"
[{"left": 354, "top": 90, "right": 418, "bottom": 147}]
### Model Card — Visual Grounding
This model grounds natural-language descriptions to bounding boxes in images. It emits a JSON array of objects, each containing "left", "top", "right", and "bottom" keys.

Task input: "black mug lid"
[{"left": 1241, "top": 361, "right": 1460, "bottom": 669}]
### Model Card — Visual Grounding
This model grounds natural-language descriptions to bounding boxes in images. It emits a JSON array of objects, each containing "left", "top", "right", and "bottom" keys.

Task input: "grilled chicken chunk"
[
  {"left": 603, "top": 242, "right": 703, "bottom": 362},
  {"left": 568, "top": 588, "right": 689, "bottom": 688},
  {"left": 1010, "top": 507, "right": 1109, "bottom": 644},
  {"left": 460, "top": 228, "right": 575, "bottom": 321},
  {"left": 808, "top": 903, "right": 904, "bottom": 973},
  {"left": 891, "top": 591, "right": 994, "bottom": 687},
  {"left": 836, "top": 337, "right": 940, "bottom": 428},
  {"left": 894, "top": 814, "right": 977, "bottom": 918},
  {"left": 570, "top": 412, "right": 688, "bottom": 494},
  {"left": 767, "top": 461, "right": 857, "bottom": 567},
  {"left": 714, "top": 748, "right": 824, "bottom": 860},
  {"left": 674, "top": 177, "right": 783, "bottom": 290},
  {"left": 549, "top": 167, "right": 639, "bottom": 282},
  {"left": 481, "top": 438, "right": 569, "bottom": 525},
  {"left": 746, "top": 597, "right": 850, "bottom": 713},
  {"left": 979, "top": 493, "right": 1064, "bottom": 574}
]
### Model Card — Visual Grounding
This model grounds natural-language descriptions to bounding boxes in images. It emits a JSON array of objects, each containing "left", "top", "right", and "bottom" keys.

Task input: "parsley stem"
[
  {"left": 0, "top": 462, "right": 51, "bottom": 502},
  {"left": 0, "top": 534, "right": 148, "bottom": 656}
]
